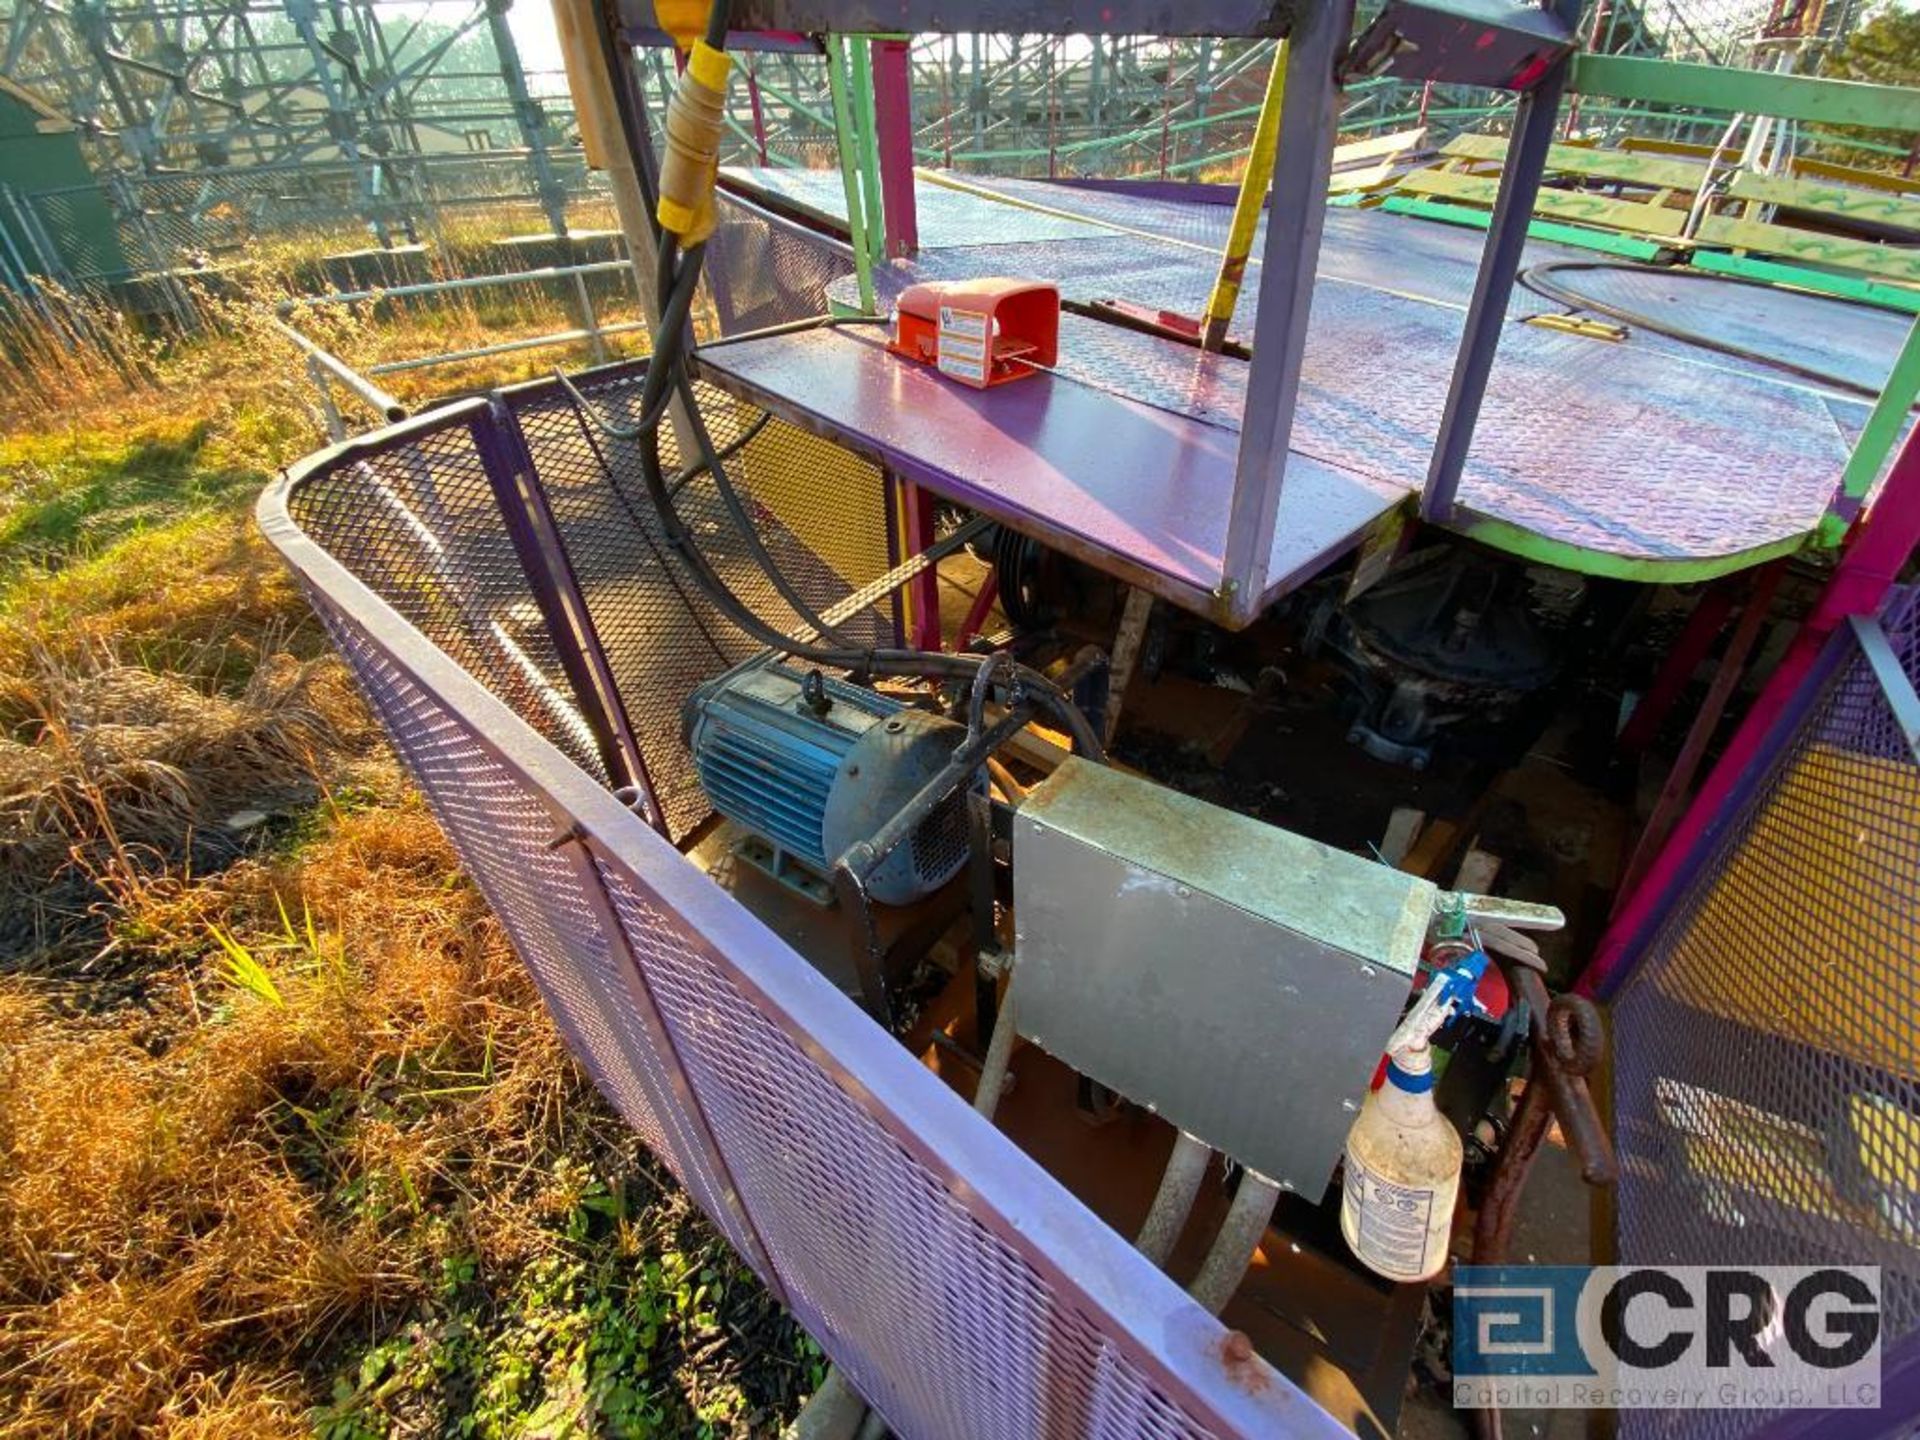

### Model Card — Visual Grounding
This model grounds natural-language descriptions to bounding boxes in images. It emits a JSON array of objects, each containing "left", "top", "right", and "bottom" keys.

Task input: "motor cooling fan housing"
[{"left": 684, "top": 662, "right": 979, "bottom": 905}]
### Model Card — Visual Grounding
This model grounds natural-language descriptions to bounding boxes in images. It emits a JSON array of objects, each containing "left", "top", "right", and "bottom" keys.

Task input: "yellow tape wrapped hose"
[
  {"left": 653, "top": 0, "right": 709, "bottom": 48},
  {"left": 657, "top": 37, "right": 732, "bottom": 244}
]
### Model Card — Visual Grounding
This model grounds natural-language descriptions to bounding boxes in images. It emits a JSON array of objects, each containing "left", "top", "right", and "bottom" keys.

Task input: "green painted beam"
[
  {"left": 1822, "top": 314, "right": 1920, "bottom": 546},
  {"left": 1570, "top": 54, "right": 1920, "bottom": 133},
  {"left": 823, "top": 36, "right": 874, "bottom": 313},
  {"left": 849, "top": 39, "right": 885, "bottom": 269},
  {"left": 1445, "top": 131, "right": 1705, "bottom": 190},
  {"left": 1726, "top": 171, "right": 1920, "bottom": 236},
  {"left": 1690, "top": 250, "right": 1920, "bottom": 316},
  {"left": 1379, "top": 194, "right": 1668, "bottom": 260},
  {"left": 1398, "top": 165, "right": 1688, "bottom": 235},
  {"left": 1696, "top": 213, "right": 1920, "bottom": 285},
  {"left": 1448, "top": 512, "right": 1810, "bottom": 583}
]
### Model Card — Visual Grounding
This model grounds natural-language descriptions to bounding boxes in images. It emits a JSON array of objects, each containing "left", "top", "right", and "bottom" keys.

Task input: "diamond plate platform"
[
  {"left": 723, "top": 166, "right": 1114, "bottom": 249},
  {"left": 707, "top": 169, "right": 1890, "bottom": 594},
  {"left": 695, "top": 323, "right": 1407, "bottom": 621},
  {"left": 1518, "top": 262, "right": 1912, "bottom": 397}
]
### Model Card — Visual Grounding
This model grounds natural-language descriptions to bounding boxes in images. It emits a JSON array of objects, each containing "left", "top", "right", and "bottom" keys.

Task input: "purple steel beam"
[
  {"left": 746, "top": 55, "right": 770, "bottom": 166},
  {"left": 1583, "top": 421, "right": 1920, "bottom": 998},
  {"left": 1220, "top": 0, "right": 1355, "bottom": 628},
  {"left": 1419, "top": 0, "right": 1582, "bottom": 525},
  {"left": 1744, "top": 1325, "right": 1920, "bottom": 1440},
  {"left": 475, "top": 401, "right": 663, "bottom": 826},
  {"left": 624, "top": 27, "right": 819, "bottom": 54},
  {"left": 900, "top": 477, "right": 940, "bottom": 650},
  {"left": 870, "top": 38, "right": 918, "bottom": 260},
  {"left": 615, "top": 0, "right": 1293, "bottom": 36}
]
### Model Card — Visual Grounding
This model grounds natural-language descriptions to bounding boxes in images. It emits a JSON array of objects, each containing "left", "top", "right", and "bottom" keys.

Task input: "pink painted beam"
[
  {"left": 870, "top": 38, "right": 918, "bottom": 259},
  {"left": 1583, "top": 423, "right": 1920, "bottom": 998}
]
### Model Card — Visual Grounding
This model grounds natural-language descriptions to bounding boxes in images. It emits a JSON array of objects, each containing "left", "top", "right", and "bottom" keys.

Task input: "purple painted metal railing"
[
  {"left": 259, "top": 400, "right": 1351, "bottom": 1439},
  {"left": 1603, "top": 586, "right": 1920, "bottom": 1440},
  {"left": 706, "top": 190, "right": 860, "bottom": 334}
]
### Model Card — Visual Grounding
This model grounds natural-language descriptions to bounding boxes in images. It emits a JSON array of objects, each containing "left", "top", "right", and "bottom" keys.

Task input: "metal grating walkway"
[{"left": 719, "top": 169, "right": 1871, "bottom": 581}]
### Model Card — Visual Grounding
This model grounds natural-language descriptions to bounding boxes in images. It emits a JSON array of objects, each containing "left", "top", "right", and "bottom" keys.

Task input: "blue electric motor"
[{"left": 683, "top": 661, "right": 981, "bottom": 905}]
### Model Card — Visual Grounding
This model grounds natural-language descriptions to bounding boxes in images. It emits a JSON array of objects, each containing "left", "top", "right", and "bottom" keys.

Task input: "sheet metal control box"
[{"left": 1012, "top": 758, "right": 1432, "bottom": 1199}]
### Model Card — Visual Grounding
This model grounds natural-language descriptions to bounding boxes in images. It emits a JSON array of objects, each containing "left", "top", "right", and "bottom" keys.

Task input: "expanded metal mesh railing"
[
  {"left": 259, "top": 388, "right": 1346, "bottom": 1438},
  {"left": 706, "top": 191, "right": 866, "bottom": 332},
  {"left": 286, "top": 377, "right": 896, "bottom": 843},
  {"left": 1609, "top": 589, "right": 1920, "bottom": 1440}
]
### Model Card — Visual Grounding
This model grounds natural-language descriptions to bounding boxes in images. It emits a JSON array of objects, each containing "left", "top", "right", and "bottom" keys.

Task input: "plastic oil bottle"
[{"left": 1339, "top": 951, "right": 1479, "bottom": 1283}]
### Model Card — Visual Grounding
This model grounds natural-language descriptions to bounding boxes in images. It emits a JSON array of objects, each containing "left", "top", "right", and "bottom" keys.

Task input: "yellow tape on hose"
[
  {"left": 689, "top": 39, "right": 730, "bottom": 93},
  {"left": 656, "top": 195, "right": 697, "bottom": 236}
]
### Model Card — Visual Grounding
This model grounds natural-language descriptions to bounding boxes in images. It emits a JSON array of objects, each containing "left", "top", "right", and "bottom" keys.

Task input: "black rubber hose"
[
  {"left": 669, "top": 409, "right": 770, "bottom": 497},
  {"left": 558, "top": 244, "right": 706, "bottom": 442},
  {"left": 666, "top": 365, "right": 863, "bottom": 644},
  {"left": 1517, "top": 260, "right": 1906, "bottom": 402},
  {"left": 583, "top": 0, "right": 1104, "bottom": 760},
  {"left": 560, "top": 252, "right": 860, "bottom": 646},
  {"left": 636, "top": 405, "right": 1104, "bottom": 756}
]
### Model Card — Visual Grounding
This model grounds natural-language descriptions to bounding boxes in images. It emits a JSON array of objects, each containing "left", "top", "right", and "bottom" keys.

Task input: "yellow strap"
[
  {"left": 1204, "top": 43, "right": 1288, "bottom": 338},
  {"left": 689, "top": 39, "right": 731, "bottom": 93}
]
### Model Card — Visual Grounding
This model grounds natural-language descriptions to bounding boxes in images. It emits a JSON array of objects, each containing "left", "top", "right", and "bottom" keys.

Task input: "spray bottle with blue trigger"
[{"left": 1340, "top": 944, "right": 1490, "bottom": 1283}]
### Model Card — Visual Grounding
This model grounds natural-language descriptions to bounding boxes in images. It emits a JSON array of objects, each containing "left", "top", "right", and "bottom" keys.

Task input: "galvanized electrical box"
[{"left": 1012, "top": 758, "right": 1432, "bottom": 1199}]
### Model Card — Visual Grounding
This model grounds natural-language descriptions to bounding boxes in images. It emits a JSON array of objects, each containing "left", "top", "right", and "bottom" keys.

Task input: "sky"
[{"left": 505, "top": 2, "right": 569, "bottom": 79}]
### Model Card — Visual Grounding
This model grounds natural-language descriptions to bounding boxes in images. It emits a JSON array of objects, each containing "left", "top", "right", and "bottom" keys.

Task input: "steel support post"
[
  {"left": 1217, "top": 0, "right": 1353, "bottom": 628},
  {"left": 969, "top": 33, "right": 985, "bottom": 154},
  {"left": 825, "top": 34, "right": 876, "bottom": 309},
  {"left": 1823, "top": 311, "right": 1920, "bottom": 546},
  {"left": 1102, "top": 587, "right": 1157, "bottom": 746},
  {"left": 849, "top": 39, "right": 885, "bottom": 263},
  {"left": 486, "top": 0, "right": 570, "bottom": 238},
  {"left": 1421, "top": 0, "right": 1582, "bottom": 525},
  {"left": 285, "top": 0, "right": 389, "bottom": 245},
  {"left": 870, "top": 37, "right": 917, "bottom": 258},
  {"left": 745, "top": 53, "right": 770, "bottom": 163},
  {"left": 901, "top": 479, "right": 941, "bottom": 651}
]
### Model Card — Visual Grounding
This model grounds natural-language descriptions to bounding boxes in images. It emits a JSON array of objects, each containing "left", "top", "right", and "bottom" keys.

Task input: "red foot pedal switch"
[{"left": 889, "top": 278, "right": 1059, "bottom": 389}]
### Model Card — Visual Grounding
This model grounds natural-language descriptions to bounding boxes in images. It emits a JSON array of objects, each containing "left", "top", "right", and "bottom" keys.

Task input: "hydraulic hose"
[
  {"left": 669, "top": 410, "right": 768, "bottom": 497},
  {"left": 1517, "top": 260, "right": 1906, "bottom": 402},
  {"left": 572, "top": 0, "right": 1106, "bottom": 760},
  {"left": 1136, "top": 1131, "right": 1213, "bottom": 1267}
]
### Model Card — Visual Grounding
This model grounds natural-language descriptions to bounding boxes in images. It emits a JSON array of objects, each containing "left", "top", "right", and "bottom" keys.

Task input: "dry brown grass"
[
  {"left": 0, "top": 656, "right": 369, "bottom": 944},
  {"left": 0, "top": 797, "right": 581, "bottom": 1435},
  {"left": 2, "top": 209, "right": 647, "bottom": 439},
  {"left": 0, "top": 281, "right": 805, "bottom": 1435}
]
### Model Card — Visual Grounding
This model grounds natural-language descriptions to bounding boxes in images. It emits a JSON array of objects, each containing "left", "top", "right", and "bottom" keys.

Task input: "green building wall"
[{"left": 0, "top": 85, "right": 129, "bottom": 286}]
